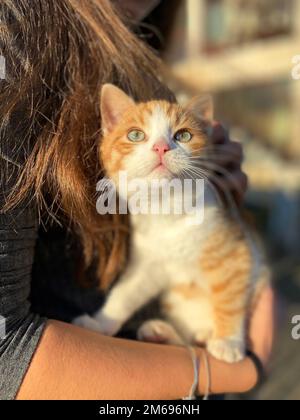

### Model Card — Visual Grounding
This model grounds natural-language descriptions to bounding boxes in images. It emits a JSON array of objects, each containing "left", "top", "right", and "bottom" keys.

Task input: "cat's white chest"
[{"left": 130, "top": 206, "right": 219, "bottom": 284}]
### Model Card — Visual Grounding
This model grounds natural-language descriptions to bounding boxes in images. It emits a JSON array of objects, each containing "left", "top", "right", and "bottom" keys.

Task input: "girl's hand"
[
  {"left": 248, "top": 285, "right": 275, "bottom": 368},
  {"left": 211, "top": 122, "right": 248, "bottom": 206},
  {"left": 195, "top": 285, "right": 275, "bottom": 396},
  {"left": 114, "top": 0, "right": 160, "bottom": 21}
]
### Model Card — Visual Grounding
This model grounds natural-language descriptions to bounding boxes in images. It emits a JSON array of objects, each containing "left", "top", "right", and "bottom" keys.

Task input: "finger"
[
  {"left": 211, "top": 122, "right": 230, "bottom": 144},
  {"left": 212, "top": 142, "right": 244, "bottom": 166},
  {"left": 230, "top": 170, "right": 248, "bottom": 195},
  {"left": 231, "top": 171, "right": 248, "bottom": 206},
  {"left": 211, "top": 170, "right": 248, "bottom": 206}
]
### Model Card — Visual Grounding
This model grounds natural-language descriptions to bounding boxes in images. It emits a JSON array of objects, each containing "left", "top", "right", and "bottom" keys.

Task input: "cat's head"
[{"left": 99, "top": 84, "right": 214, "bottom": 187}]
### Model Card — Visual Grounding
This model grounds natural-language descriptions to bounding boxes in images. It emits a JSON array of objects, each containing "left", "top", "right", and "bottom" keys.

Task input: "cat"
[{"left": 73, "top": 84, "right": 270, "bottom": 363}]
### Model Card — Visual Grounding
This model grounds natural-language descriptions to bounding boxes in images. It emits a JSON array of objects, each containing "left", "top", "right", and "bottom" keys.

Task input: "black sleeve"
[{"left": 0, "top": 158, "right": 46, "bottom": 400}]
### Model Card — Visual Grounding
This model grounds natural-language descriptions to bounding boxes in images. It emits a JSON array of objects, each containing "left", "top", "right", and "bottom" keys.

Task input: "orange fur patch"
[
  {"left": 200, "top": 222, "right": 253, "bottom": 339},
  {"left": 171, "top": 282, "right": 206, "bottom": 300}
]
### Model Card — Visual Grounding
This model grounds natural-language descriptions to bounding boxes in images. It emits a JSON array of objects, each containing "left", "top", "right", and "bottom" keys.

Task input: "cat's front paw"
[
  {"left": 95, "top": 312, "right": 123, "bottom": 336},
  {"left": 73, "top": 314, "right": 102, "bottom": 332},
  {"left": 72, "top": 313, "right": 122, "bottom": 336},
  {"left": 137, "top": 320, "right": 184, "bottom": 345},
  {"left": 207, "top": 338, "right": 245, "bottom": 363}
]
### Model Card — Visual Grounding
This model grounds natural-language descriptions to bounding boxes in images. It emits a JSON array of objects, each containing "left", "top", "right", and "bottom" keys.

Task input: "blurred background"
[{"left": 143, "top": 0, "right": 300, "bottom": 400}]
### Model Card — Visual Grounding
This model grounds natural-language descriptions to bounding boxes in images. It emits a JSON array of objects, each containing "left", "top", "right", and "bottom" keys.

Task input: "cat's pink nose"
[{"left": 152, "top": 142, "right": 170, "bottom": 158}]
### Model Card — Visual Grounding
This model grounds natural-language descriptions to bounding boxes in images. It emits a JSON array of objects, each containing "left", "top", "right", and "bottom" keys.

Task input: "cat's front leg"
[
  {"left": 207, "top": 301, "right": 247, "bottom": 363},
  {"left": 200, "top": 232, "right": 252, "bottom": 363},
  {"left": 92, "top": 266, "right": 163, "bottom": 336}
]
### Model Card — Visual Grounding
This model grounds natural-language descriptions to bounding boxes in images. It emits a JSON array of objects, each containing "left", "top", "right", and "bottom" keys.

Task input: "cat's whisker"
[
  {"left": 186, "top": 157, "right": 243, "bottom": 187},
  {"left": 187, "top": 145, "right": 242, "bottom": 159},
  {"left": 188, "top": 154, "right": 238, "bottom": 161},
  {"left": 190, "top": 161, "right": 244, "bottom": 196},
  {"left": 186, "top": 165, "right": 243, "bottom": 218},
  {"left": 188, "top": 155, "right": 240, "bottom": 164},
  {"left": 184, "top": 165, "right": 235, "bottom": 208},
  {"left": 182, "top": 167, "right": 225, "bottom": 208},
  {"left": 191, "top": 144, "right": 240, "bottom": 152}
]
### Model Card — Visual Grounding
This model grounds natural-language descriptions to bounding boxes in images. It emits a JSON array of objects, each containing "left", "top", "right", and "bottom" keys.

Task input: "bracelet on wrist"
[{"left": 246, "top": 350, "right": 266, "bottom": 389}]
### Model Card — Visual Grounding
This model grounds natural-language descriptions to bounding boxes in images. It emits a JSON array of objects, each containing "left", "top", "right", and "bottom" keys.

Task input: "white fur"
[
  {"left": 74, "top": 193, "right": 248, "bottom": 361},
  {"left": 148, "top": 105, "right": 172, "bottom": 142}
]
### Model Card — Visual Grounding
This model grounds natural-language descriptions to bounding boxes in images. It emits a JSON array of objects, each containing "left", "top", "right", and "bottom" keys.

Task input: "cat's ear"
[
  {"left": 186, "top": 94, "right": 214, "bottom": 123},
  {"left": 100, "top": 84, "right": 135, "bottom": 133}
]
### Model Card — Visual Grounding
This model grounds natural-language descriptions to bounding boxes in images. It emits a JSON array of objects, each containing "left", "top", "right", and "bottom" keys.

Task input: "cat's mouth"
[
  {"left": 152, "top": 162, "right": 170, "bottom": 174},
  {"left": 156, "top": 163, "right": 166, "bottom": 170}
]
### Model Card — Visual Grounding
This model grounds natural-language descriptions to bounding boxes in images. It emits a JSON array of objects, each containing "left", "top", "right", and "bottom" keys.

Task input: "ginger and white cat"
[{"left": 74, "top": 84, "right": 270, "bottom": 363}]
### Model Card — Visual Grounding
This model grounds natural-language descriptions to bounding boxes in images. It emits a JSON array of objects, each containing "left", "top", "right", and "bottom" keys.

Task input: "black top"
[{"left": 0, "top": 154, "right": 160, "bottom": 400}]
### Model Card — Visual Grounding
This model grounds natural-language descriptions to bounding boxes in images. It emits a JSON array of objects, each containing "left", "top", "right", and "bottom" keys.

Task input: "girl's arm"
[
  {"left": 16, "top": 321, "right": 255, "bottom": 400},
  {"left": 17, "top": 285, "right": 274, "bottom": 400}
]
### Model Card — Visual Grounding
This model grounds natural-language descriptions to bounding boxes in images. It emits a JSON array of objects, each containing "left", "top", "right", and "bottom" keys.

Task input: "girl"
[{"left": 0, "top": 0, "right": 273, "bottom": 400}]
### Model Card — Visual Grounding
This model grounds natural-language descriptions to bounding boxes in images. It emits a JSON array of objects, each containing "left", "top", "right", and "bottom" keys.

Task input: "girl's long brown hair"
[{"left": 0, "top": 0, "right": 173, "bottom": 289}]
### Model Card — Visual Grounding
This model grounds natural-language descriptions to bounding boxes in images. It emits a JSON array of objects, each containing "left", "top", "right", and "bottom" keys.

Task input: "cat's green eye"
[
  {"left": 127, "top": 129, "right": 145, "bottom": 142},
  {"left": 174, "top": 130, "right": 193, "bottom": 143}
]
